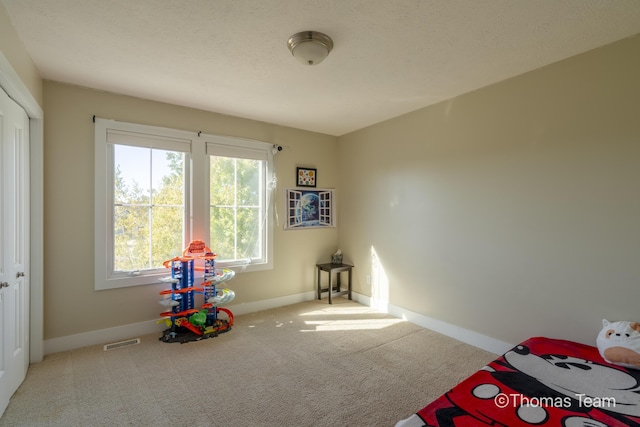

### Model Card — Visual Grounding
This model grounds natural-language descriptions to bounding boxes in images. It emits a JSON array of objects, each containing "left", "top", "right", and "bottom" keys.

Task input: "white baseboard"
[
  {"left": 43, "top": 291, "right": 318, "bottom": 355},
  {"left": 44, "top": 319, "right": 164, "bottom": 355},
  {"left": 227, "top": 291, "right": 317, "bottom": 316},
  {"left": 351, "top": 292, "right": 513, "bottom": 355},
  {"left": 43, "top": 290, "right": 512, "bottom": 356}
]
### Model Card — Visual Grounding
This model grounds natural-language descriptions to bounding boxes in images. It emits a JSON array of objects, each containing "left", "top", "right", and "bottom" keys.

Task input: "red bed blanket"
[{"left": 396, "top": 337, "right": 640, "bottom": 427}]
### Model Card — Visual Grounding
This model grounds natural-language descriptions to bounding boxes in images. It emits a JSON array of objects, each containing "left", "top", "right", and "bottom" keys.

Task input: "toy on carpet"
[{"left": 158, "top": 240, "right": 236, "bottom": 344}]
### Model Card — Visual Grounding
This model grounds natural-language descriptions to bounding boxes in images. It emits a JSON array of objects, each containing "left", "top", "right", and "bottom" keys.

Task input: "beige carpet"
[{"left": 0, "top": 298, "right": 496, "bottom": 427}]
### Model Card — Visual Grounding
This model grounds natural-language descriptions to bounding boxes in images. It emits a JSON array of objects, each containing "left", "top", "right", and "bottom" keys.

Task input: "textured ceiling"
[{"left": 2, "top": 0, "right": 640, "bottom": 136}]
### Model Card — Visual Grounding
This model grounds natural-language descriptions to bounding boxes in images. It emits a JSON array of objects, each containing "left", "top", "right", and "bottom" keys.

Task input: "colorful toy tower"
[{"left": 158, "top": 240, "right": 235, "bottom": 343}]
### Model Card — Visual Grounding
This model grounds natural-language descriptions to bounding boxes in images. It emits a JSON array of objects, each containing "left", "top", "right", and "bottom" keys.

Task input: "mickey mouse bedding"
[{"left": 395, "top": 337, "right": 640, "bottom": 427}]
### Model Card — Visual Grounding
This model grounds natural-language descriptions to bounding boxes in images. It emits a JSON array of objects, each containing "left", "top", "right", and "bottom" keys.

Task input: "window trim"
[
  {"left": 204, "top": 134, "right": 274, "bottom": 272},
  {"left": 95, "top": 118, "right": 274, "bottom": 290}
]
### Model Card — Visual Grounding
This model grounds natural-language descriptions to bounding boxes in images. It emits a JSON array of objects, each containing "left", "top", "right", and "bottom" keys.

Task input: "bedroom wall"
[
  {"left": 0, "top": 3, "right": 42, "bottom": 106},
  {"left": 43, "top": 81, "right": 338, "bottom": 342},
  {"left": 337, "top": 34, "right": 640, "bottom": 348}
]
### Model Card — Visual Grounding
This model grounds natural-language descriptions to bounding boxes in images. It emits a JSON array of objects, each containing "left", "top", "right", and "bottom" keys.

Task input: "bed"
[{"left": 395, "top": 337, "right": 640, "bottom": 427}]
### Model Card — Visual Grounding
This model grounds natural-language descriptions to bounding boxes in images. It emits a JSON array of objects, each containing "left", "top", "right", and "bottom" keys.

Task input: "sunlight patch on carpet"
[
  {"left": 301, "top": 318, "right": 405, "bottom": 331},
  {"left": 299, "top": 306, "right": 379, "bottom": 316}
]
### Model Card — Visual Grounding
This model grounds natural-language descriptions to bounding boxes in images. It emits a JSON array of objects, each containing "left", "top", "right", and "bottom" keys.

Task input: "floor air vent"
[{"left": 103, "top": 338, "right": 141, "bottom": 351}]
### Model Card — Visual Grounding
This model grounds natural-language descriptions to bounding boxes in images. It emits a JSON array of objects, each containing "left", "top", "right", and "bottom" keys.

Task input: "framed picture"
[
  {"left": 284, "top": 188, "right": 335, "bottom": 229},
  {"left": 296, "top": 167, "right": 317, "bottom": 187}
]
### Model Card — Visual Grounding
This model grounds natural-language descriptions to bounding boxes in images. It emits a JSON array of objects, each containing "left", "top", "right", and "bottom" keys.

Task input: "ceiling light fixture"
[{"left": 287, "top": 31, "right": 334, "bottom": 66}]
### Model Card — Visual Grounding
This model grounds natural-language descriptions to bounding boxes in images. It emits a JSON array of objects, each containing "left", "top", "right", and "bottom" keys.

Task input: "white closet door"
[{"left": 0, "top": 87, "right": 30, "bottom": 416}]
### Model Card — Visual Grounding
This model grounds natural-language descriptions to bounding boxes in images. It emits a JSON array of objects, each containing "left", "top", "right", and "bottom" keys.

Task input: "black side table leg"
[{"left": 328, "top": 272, "right": 333, "bottom": 304}]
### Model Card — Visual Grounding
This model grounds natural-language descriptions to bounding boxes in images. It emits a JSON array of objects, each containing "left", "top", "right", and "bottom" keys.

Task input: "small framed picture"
[{"left": 296, "top": 167, "right": 317, "bottom": 187}]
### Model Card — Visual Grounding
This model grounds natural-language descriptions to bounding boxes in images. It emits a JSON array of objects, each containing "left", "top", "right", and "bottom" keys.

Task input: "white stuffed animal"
[{"left": 597, "top": 319, "right": 640, "bottom": 369}]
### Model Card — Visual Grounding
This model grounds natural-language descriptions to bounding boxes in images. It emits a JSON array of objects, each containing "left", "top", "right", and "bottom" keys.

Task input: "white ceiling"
[{"left": 3, "top": 0, "right": 640, "bottom": 136}]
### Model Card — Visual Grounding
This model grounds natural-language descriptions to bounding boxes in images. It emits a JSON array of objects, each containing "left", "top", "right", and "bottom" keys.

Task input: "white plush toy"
[{"left": 597, "top": 319, "right": 640, "bottom": 369}]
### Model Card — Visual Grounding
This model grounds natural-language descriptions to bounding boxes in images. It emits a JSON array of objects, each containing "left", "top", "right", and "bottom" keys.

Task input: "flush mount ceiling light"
[{"left": 287, "top": 31, "right": 334, "bottom": 66}]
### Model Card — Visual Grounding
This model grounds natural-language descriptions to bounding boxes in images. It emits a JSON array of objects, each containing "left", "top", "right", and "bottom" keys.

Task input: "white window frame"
[
  {"left": 95, "top": 118, "right": 274, "bottom": 290},
  {"left": 205, "top": 135, "right": 273, "bottom": 272}
]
